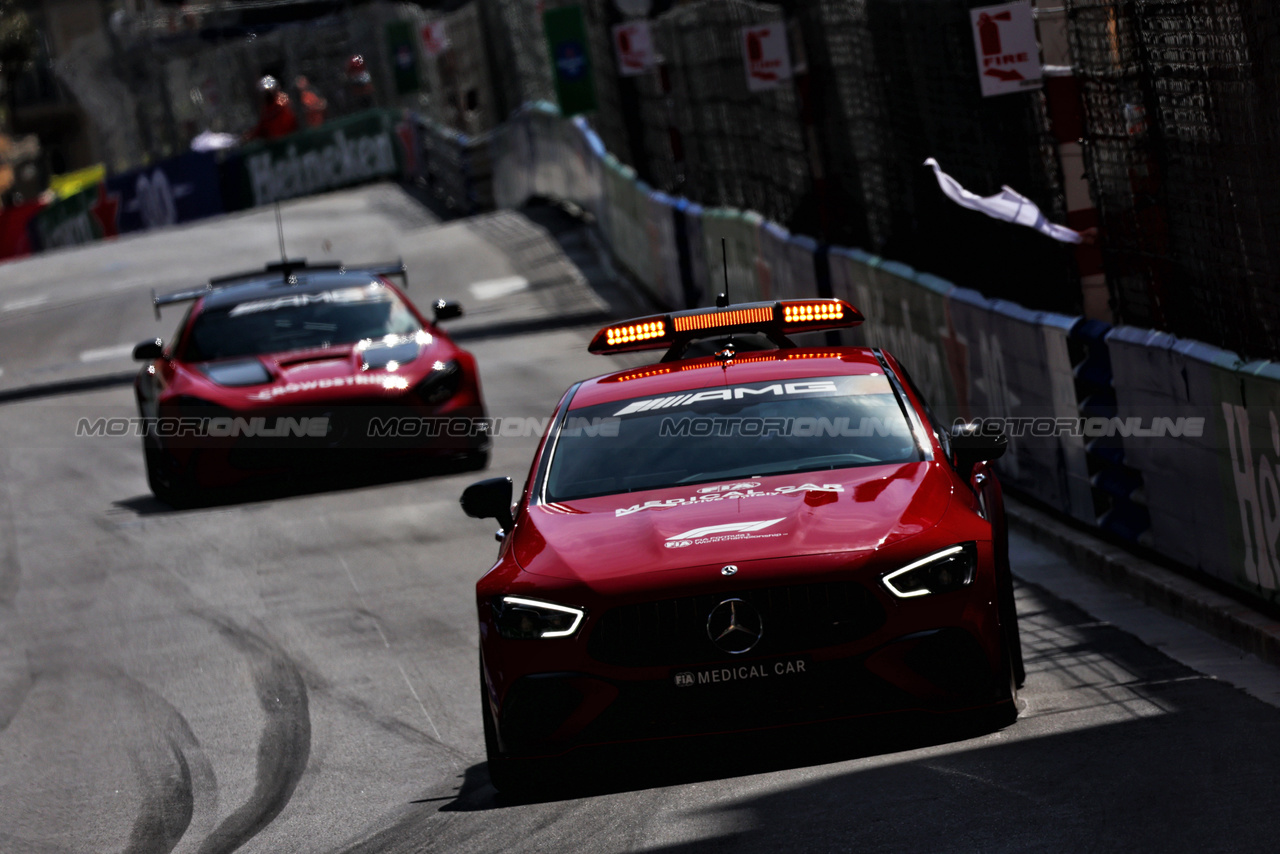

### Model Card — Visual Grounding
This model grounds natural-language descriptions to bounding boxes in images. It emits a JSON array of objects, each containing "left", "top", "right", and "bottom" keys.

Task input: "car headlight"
[
  {"left": 882, "top": 543, "right": 977, "bottom": 598},
  {"left": 416, "top": 359, "right": 462, "bottom": 404},
  {"left": 493, "top": 596, "right": 585, "bottom": 639}
]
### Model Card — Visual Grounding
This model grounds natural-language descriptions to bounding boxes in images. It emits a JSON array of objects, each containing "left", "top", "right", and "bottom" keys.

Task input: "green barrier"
[
  {"left": 30, "top": 182, "right": 110, "bottom": 251},
  {"left": 233, "top": 110, "right": 403, "bottom": 208},
  {"left": 1217, "top": 360, "right": 1280, "bottom": 602}
]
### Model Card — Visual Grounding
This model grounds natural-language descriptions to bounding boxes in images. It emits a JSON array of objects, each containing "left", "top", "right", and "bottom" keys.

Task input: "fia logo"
[{"left": 674, "top": 672, "right": 695, "bottom": 687}]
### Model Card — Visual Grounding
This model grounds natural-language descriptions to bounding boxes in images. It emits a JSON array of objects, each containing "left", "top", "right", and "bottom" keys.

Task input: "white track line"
[
  {"left": 337, "top": 555, "right": 445, "bottom": 745},
  {"left": 469, "top": 276, "right": 528, "bottom": 301},
  {"left": 79, "top": 343, "right": 136, "bottom": 363},
  {"left": 1, "top": 295, "right": 50, "bottom": 312}
]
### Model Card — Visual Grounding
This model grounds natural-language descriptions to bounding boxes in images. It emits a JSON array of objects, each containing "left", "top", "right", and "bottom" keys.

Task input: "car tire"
[
  {"left": 997, "top": 573, "right": 1026, "bottom": 690},
  {"left": 989, "top": 618, "right": 1022, "bottom": 729},
  {"left": 143, "top": 436, "right": 195, "bottom": 509},
  {"left": 480, "top": 657, "right": 529, "bottom": 793}
]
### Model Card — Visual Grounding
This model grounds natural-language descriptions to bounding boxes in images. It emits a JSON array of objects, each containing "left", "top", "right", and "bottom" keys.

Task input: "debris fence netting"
[
  {"left": 1071, "top": 0, "right": 1280, "bottom": 358},
  {"left": 96, "top": 0, "right": 1280, "bottom": 359}
]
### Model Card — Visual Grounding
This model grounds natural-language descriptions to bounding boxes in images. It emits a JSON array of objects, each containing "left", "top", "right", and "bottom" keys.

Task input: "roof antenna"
[
  {"left": 274, "top": 202, "right": 288, "bottom": 278},
  {"left": 716, "top": 238, "right": 730, "bottom": 307}
]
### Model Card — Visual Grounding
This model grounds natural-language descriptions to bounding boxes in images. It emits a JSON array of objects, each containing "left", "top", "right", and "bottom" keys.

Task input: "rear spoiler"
[{"left": 151, "top": 258, "right": 408, "bottom": 319}]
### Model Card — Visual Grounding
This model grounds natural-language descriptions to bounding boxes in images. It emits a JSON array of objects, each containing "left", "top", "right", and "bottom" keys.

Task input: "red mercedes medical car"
[
  {"left": 135, "top": 259, "right": 486, "bottom": 506},
  {"left": 462, "top": 298, "right": 1019, "bottom": 789}
]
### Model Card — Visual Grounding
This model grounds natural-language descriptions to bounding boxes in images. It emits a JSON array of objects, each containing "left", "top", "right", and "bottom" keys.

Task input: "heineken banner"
[
  {"left": 229, "top": 110, "right": 404, "bottom": 208},
  {"left": 544, "top": 6, "right": 598, "bottom": 116}
]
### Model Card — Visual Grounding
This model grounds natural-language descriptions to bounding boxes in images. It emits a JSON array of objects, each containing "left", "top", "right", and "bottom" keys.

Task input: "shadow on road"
[
  {"left": 439, "top": 709, "right": 1014, "bottom": 811},
  {"left": 111, "top": 453, "right": 487, "bottom": 515}
]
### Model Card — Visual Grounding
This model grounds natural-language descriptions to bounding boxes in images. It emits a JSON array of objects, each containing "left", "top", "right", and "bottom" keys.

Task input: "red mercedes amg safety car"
[
  {"left": 462, "top": 298, "right": 1022, "bottom": 790},
  {"left": 465, "top": 297, "right": 1024, "bottom": 793},
  {"left": 134, "top": 259, "right": 486, "bottom": 506}
]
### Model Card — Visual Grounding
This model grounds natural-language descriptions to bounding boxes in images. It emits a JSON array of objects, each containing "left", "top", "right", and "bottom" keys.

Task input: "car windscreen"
[
  {"left": 544, "top": 373, "right": 923, "bottom": 502},
  {"left": 183, "top": 283, "right": 421, "bottom": 360}
]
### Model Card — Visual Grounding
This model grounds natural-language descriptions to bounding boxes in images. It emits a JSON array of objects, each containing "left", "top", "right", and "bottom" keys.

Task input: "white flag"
[{"left": 924, "top": 157, "right": 1083, "bottom": 244}]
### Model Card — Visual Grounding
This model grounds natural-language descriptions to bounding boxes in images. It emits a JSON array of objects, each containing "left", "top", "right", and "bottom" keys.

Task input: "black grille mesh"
[{"left": 587, "top": 580, "right": 885, "bottom": 668}]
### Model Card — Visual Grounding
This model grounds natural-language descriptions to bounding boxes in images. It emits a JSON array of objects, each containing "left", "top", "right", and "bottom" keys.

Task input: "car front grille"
[{"left": 587, "top": 580, "right": 886, "bottom": 668}]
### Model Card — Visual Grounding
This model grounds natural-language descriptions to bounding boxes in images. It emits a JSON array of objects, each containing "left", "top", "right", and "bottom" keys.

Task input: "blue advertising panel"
[{"left": 106, "top": 151, "right": 225, "bottom": 234}]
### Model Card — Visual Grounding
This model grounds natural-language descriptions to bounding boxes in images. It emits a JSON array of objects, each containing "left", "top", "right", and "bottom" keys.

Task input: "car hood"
[
  {"left": 512, "top": 462, "right": 952, "bottom": 582},
  {"left": 182, "top": 334, "right": 452, "bottom": 406}
]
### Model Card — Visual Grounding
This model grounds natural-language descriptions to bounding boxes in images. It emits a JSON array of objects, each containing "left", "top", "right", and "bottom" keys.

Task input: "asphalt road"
[{"left": 2, "top": 184, "right": 1280, "bottom": 854}]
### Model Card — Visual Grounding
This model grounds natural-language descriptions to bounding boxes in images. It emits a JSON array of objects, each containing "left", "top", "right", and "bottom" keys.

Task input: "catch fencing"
[{"left": 1069, "top": 0, "right": 1280, "bottom": 359}]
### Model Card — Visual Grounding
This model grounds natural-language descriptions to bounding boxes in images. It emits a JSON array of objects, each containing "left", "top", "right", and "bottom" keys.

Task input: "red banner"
[{"left": 0, "top": 199, "right": 46, "bottom": 261}]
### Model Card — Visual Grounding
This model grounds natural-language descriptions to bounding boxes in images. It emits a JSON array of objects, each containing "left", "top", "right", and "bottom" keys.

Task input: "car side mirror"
[
  {"left": 461, "top": 476, "right": 513, "bottom": 535},
  {"left": 133, "top": 338, "right": 164, "bottom": 361},
  {"left": 950, "top": 430, "right": 1008, "bottom": 477},
  {"left": 433, "top": 300, "right": 463, "bottom": 322}
]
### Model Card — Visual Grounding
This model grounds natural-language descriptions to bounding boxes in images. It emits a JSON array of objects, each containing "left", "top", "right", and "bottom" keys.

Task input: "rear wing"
[{"left": 151, "top": 258, "right": 408, "bottom": 319}]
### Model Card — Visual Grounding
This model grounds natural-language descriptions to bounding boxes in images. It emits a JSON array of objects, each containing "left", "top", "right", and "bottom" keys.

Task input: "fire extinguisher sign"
[
  {"left": 740, "top": 22, "right": 792, "bottom": 93},
  {"left": 970, "top": 1, "right": 1042, "bottom": 97}
]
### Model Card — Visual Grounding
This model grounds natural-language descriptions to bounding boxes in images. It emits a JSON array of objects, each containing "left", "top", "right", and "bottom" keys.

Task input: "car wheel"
[
  {"left": 988, "top": 617, "right": 1022, "bottom": 729},
  {"left": 480, "top": 657, "right": 528, "bottom": 793},
  {"left": 997, "top": 573, "right": 1026, "bottom": 690},
  {"left": 143, "top": 436, "right": 195, "bottom": 509}
]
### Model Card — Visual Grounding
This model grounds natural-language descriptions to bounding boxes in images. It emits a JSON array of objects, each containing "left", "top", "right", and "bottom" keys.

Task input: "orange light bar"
[
  {"left": 783, "top": 301, "right": 845, "bottom": 323},
  {"left": 590, "top": 299, "right": 862, "bottom": 356},
  {"left": 674, "top": 306, "right": 772, "bottom": 332},
  {"left": 604, "top": 319, "right": 667, "bottom": 346}
]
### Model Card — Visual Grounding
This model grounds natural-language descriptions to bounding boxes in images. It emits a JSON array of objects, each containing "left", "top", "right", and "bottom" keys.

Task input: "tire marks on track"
[
  {"left": 0, "top": 459, "right": 21, "bottom": 608},
  {"left": 108, "top": 668, "right": 217, "bottom": 854},
  {"left": 194, "top": 613, "right": 311, "bottom": 854},
  {"left": 0, "top": 461, "right": 30, "bottom": 737}
]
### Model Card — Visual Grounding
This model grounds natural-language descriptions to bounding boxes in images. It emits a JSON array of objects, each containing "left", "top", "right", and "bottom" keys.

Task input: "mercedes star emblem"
[
  {"left": 721, "top": 565, "right": 738, "bottom": 576},
  {"left": 706, "top": 598, "right": 763, "bottom": 654}
]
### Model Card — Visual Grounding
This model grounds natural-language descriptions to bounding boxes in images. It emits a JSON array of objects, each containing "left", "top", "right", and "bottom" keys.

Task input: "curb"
[{"left": 1006, "top": 496, "right": 1280, "bottom": 669}]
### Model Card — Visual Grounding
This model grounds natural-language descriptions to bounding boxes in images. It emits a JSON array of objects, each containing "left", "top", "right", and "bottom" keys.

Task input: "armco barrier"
[
  {"left": 828, "top": 248, "right": 958, "bottom": 414},
  {"left": 647, "top": 191, "right": 683, "bottom": 309},
  {"left": 783, "top": 235, "right": 819, "bottom": 302},
  {"left": 419, "top": 117, "right": 495, "bottom": 215},
  {"left": 601, "top": 156, "right": 656, "bottom": 291},
  {"left": 1217, "top": 358, "right": 1280, "bottom": 602},
  {"left": 758, "top": 221, "right": 790, "bottom": 301},
  {"left": 700, "top": 208, "right": 763, "bottom": 305},
  {"left": 569, "top": 118, "right": 606, "bottom": 222},
  {"left": 945, "top": 288, "right": 1093, "bottom": 519},
  {"left": 1107, "top": 327, "right": 1233, "bottom": 577},
  {"left": 492, "top": 114, "right": 534, "bottom": 210},
  {"left": 681, "top": 200, "right": 709, "bottom": 308}
]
